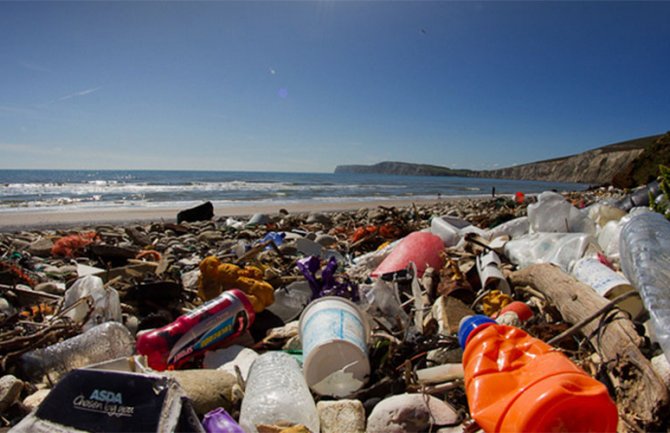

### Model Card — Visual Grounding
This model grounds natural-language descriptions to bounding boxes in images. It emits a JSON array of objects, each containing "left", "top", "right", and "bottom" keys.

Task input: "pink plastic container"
[{"left": 372, "top": 232, "right": 445, "bottom": 278}]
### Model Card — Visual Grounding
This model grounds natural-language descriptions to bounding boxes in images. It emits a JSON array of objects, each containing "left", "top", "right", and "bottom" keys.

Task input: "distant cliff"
[
  {"left": 335, "top": 161, "right": 474, "bottom": 177},
  {"left": 335, "top": 134, "right": 667, "bottom": 186}
]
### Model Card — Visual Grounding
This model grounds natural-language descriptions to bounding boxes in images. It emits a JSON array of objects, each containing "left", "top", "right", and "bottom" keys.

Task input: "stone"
[
  {"left": 317, "top": 399, "right": 366, "bottom": 433},
  {"left": 204, "top": 345, "right": 259, "bottom": 381},
  {"left": 295, "top": 238, "right": 323, "bottom": 257},
  {"left": 165, "top": 369, "right": 237, "bottom": 415},
  {"left": 28, "top": 238, "right": 54, "bottom": 257},
  {"left": 0, "top": 375, "right": 24, "bottom": 413},
  {"left": 34, "top": 282, "right": 65, "bottom": 296},
  {"left": 366, "top": 393, "right": 459, "bottom": 433},
  {"left": 315, "top": 234, "right": 338, "bottom": 248},
  {"left": 181, "top": 268, "right": 201, "bottom": 291},
  {"left": 426, "top": 347, "right": 464, "bottom": 365},
  {"left": 0, "top": 297, "right": 16, "bottom": 317},
  {"left": 10, "top": 238, "right": 30, "bottom": 250},
  {"left": 23, "top": 388, "right": 50, "bottom": 412},
  {"left": 431, "top": 296, "right": 474, "bottom": 336},
  {"left": 651, "top": 354, "right": 670, "bottom": 389},
  {"left": 247, "top": 213, "right": 271, "bottom": 226},
  {"left": 306, "top": 213, "right": 331, "bottom": 225},
  {"left": 90, "top": 244, "right": 139, "bottom": 266},
  {"left": 125, "top": 226, "right": 152, "bottom": 247},
  {"left": 177, "top": 201, "right": 214, "bottom": 224},
  {"left": 197, "top": 230, "right": 225, "bottom": 243}
]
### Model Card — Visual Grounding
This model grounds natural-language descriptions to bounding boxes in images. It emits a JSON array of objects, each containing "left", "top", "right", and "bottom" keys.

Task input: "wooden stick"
[{"left": 510, "top": 263, "right": 668, "bottom": 430}]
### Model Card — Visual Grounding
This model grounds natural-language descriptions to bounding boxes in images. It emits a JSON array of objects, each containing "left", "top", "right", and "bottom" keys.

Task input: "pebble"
[
  {"left": 366, "top": 393, "right": 460, "bottom": 433},
  {"left": 165, "top": 369, "right": 238, "bottom": 415},
  {"left": 34, "top": 282, "right": 65, "bottom": 296},
  {"left": 22, "top": 388, "right": 50, "bottom": 412},
  {"left": 317, "top": 399, "right": 366, "bottom": 433},
  {"left": 0, "top": 298, "right": 16, "bottom": 317},
  {"left": 315, "top": 234, "right": 338, "bottom": 247},
  {"left": 0, "top": 375, "right": 24, "bottom": 413},
  {"left": 28, "top": 238, "right": 54, "bottom": 257},
  {"left": 651, "top": 354, "right": 670, "bottom": 389},
  {"left": 0, "top": 188, "right": 652, "bottom": 430},
  {"left": 205, "top": 345, "right": 259, "bottom": 380},
  {"left": 197, "top": 230, "right": 224, "bottom": 243},
  {"left": 306, "top": 213, "right": 332, "bottom": 225}
]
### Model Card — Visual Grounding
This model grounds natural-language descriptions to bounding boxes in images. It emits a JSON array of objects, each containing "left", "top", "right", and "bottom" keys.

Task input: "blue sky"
[{"left": 1, "top": 1, "right": 668, "bottom": 172}]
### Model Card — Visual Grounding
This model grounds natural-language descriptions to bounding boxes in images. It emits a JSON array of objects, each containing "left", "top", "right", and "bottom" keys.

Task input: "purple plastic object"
[
  {"left": 202, "top": 407, "right": 245, "bottom": 433},
  {"left": 296, "top": 256, "right": 359, "bottom": 302}
]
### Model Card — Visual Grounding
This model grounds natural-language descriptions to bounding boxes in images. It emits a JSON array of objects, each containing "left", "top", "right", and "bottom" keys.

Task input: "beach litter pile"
[{"left": 0, "top": 184, "right": 668, "bottom": 432}]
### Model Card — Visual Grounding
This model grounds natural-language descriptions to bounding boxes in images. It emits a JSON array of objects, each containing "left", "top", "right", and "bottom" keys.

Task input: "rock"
[
  {"left": 317, "top": 399, "right": 366, "bottom": 433},
  {"left": 306, "top": 213, "right": 331, "bottom": 225},
  {"left": 22, "top": 388, "right": 50, "bottom": 412},
  {"left": 28, "top": 238, "right": 54, "bottom": 257},
  {"left": 366, "top": 393, "right": 459, "bottom": 433},
  {"left": 426, "top": 347, "right": 464, "bottom": 365},
  {"left": 295, "top": 238, "right": 323, "bottom": 257},
  {"left": 0, "top": 297, "right": 16, "bottom": 317},
  {"left": 10, "top": 238, "right": 30, "bottom": 250},
  {"left": 34, "top": 282, "right": 65, "bottom": 296},
  {"left": 651, "top": 354, "right": 670, "bottom": 389},
  {"left": 247, "top": 213, "right": 271, "bottom": 226},
  {"left": 0, "top": 375, "right": 24, "bottom": 413},
  {"left": 431, "top": 296, "right": 474, "bottom": 336},
  {"left": 90, "top": 244, "right": 139, "bottom": 265},
  {"left": 315, "top": 234, "right": 338, "bottom": 248},
  {"left": 204, "top": 345, "right": 259, "bottom": 381},
  {"left": 105, "top": 262, "right": 158, "bottom": 281},
  {"left": 197, "top": 230, "right": 225, "bottom": 243},
  {"left": 177, "top": 201, "right": 214, "bottom": 224},
  {"left": 264, "top": 321, "right": 300, "bottom": 341},
  {"left": 181, "top": 268, "right": 201, "bottom": 291},
  {"left": 124, "top": 226, "right": 152, "bottom": 247},
  {"left": 165, "top": 369, "right": 237, "bottom": 415}
]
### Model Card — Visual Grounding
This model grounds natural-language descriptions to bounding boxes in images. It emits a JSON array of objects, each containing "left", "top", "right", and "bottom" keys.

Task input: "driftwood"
[{"left": 510, "top": 263, "right": 669, "bottom": 431}]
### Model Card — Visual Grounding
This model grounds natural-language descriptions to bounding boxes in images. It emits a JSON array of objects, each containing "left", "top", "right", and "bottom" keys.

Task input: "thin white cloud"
[
  {"left": 0, "top": 142, "right": 64, "bottom": 156},
  {"left": 58, "top": 87, "right": 102, "bottom": 101},
  {"left": 19, "top": 61, "right": 52, "bottom": 73},
  {"left": 0, "top": 105, "right": 38, "bottom": 115}
]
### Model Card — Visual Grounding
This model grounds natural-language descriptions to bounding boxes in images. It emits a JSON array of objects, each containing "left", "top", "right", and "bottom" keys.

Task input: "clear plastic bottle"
[
  {"left": 20, "top": 321, "right": 135, "bottom": 382},
  {"left": 620, "top": 212, "right": 670, "bottom": 362},
  {"left": 238, "top": 351, "right": 319, "bottom": 433}
]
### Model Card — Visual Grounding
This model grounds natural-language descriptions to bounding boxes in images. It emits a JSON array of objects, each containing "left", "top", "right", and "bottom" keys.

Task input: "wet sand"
[{"left": 0, "top": 197, "right": 489, "bottom": 232}]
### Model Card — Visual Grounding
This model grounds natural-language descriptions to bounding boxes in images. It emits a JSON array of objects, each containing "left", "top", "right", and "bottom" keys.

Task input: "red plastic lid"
[{"left": 499, "top": 301, "right": 533, "bottom": 322}]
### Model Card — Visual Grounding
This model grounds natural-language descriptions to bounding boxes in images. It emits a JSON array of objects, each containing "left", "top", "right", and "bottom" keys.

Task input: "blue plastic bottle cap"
[{"left": 458, "top": 315, "right": 497, "bottom": 349}]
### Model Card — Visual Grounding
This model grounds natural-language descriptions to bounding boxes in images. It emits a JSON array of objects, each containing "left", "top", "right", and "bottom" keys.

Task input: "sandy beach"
[{"left": 0, "top": 197, "right": 486, "bottom": 232}]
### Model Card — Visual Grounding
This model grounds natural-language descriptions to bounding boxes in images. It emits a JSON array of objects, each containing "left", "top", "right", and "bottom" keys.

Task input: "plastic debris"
[{"left": 0, "top": 186, "right": 668, "bottom": 432}]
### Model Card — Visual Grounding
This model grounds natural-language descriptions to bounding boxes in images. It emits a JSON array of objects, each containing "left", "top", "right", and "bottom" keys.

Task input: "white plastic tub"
[{"left": 299, "top": 297, "right": 370, "bottom": 397}]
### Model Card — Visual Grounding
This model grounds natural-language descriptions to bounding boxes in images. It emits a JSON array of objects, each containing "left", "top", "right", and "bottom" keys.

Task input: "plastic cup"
[{"left": 299, "top": 296, "right": 370, "bottom": 397}]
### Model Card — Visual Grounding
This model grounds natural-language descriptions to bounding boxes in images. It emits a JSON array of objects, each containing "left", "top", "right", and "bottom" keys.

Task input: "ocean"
[{"left": 0, "top": 169, "right": 588, "bottom": 212}]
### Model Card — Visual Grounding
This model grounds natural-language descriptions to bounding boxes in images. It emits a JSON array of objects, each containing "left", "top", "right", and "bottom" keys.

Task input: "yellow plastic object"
[
  {"left": 480, "top": 290, "right": 512, "bottom": 317},
  {"left": 198, "top": 256, "right": 274, "bottom": 312}
]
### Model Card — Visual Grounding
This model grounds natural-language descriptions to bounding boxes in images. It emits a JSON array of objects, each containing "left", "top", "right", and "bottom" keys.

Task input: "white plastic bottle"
[
  {"left": 20, "top": 321, "right": 135, "bottom": 382},
  {"left": 238, "top": 351, "right": 319, "bottom": 433},
  {"left": 620, "top": 212, "right": 670, "bottom": 362}
]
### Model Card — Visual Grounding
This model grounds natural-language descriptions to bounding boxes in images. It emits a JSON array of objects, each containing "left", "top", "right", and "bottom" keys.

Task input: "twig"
[{"left": 547, "top": 290, "right": 640, "bottom": 346}]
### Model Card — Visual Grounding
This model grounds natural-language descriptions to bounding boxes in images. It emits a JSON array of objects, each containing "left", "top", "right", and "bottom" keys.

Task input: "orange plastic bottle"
[{"left": 459, "top": 315, "right": 618, "bottom": 433}]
